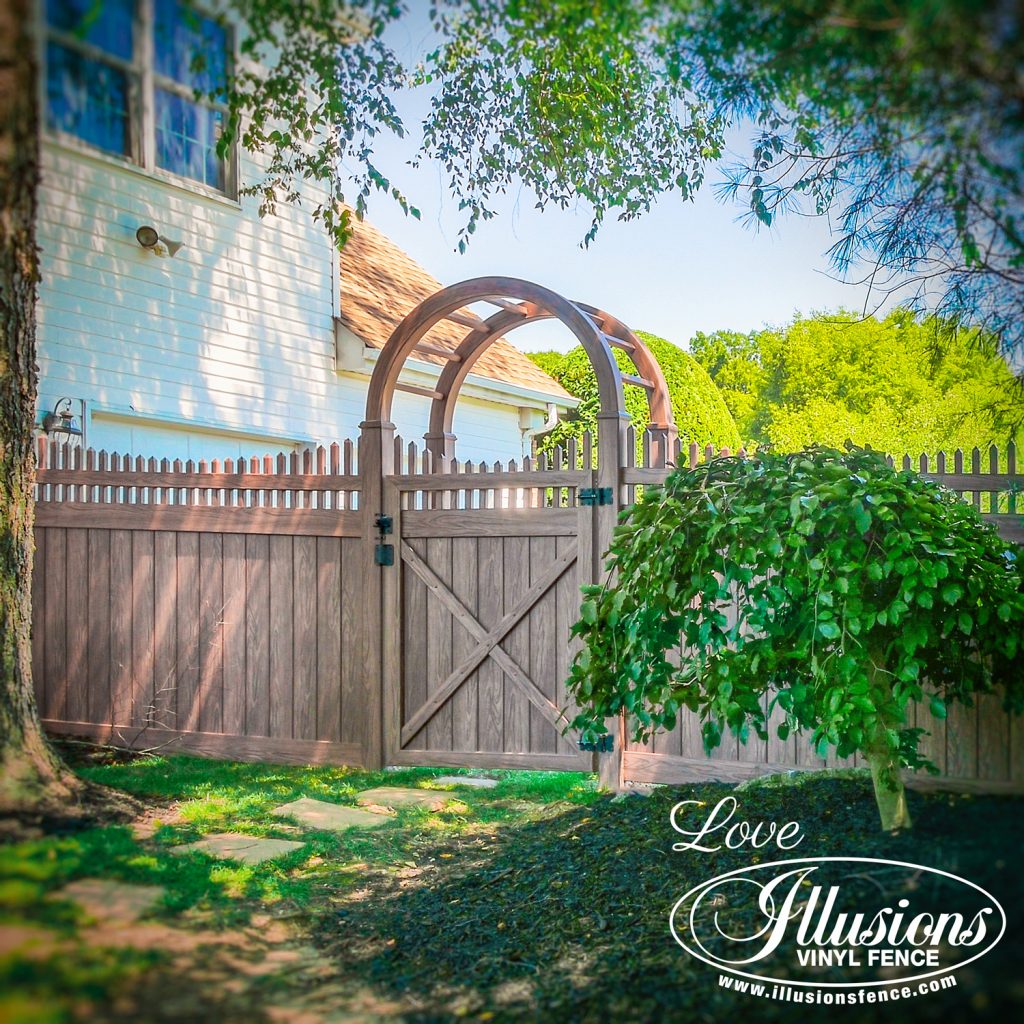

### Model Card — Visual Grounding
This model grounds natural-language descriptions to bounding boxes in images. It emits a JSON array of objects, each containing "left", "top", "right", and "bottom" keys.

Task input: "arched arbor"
[{"left": 361, "top": 276, "right": 676, "bottom": 467}]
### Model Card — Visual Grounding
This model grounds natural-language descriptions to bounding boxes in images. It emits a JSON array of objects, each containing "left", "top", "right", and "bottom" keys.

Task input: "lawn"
[{"left": 1, "top": 745, "right": 1021, "bottom": 1023}]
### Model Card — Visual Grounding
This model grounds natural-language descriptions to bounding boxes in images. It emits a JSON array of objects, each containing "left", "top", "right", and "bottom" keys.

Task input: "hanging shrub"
[{"left": 567, "top": 445, "right": 1024, "bottom": 830}]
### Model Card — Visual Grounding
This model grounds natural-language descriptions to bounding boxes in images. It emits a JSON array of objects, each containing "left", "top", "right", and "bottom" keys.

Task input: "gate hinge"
[
  {"left": 579, "top": 734, "right": 615, "bottom": 753},
  {"left": 579, "top": 487, "right": 614, "bottom": 507}
]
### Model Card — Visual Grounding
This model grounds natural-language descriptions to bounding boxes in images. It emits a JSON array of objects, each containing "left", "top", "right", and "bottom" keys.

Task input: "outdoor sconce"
[
  {"left": 41, "top": 397, "right": 83, "bottom": 439},
  {"left": 136, "top": 224, "right": 184, "bottom": 258}
]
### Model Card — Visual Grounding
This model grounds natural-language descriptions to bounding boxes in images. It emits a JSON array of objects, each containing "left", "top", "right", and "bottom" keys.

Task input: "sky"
[{"left": 341, "top": 7, "right": 882, "bottom": 355}]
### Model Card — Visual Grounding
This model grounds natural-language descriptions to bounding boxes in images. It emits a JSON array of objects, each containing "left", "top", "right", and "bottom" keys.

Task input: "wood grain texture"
[
  {"left": 221, "top": 534, "right": 246, "bottom": 736},
  {"left": 268, "top": 535, "right": 294, "bottom": 739},
  {"left": 244, "top": 534, "right": 270, "bottom": 736},
  {"left": 292, "top": 536, "right": 318, "bottom": 741}
]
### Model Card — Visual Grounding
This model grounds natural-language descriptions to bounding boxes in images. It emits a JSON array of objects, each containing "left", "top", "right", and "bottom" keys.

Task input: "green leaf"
[
  {"left": 929, "top": 695, "right": 948, "bottom": 720},
  {"left": 580, "top": 601, "right": 598, "bottom": 625}
]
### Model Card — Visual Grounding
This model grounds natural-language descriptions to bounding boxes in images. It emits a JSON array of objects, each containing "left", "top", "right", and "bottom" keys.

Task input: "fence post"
[
  {"left": 595, "top": 409, "right": 631, "bottom": 790},
  {"left": 358, "top": 419, "right": 395, "bottom": 770}
]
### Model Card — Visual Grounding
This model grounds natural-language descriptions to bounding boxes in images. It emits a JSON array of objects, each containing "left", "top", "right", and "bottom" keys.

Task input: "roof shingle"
[{"left": 338, "top": 215, "right": 571, "bottom": 401}]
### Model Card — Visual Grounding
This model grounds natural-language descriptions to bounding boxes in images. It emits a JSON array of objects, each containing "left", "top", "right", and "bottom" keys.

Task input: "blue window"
[
  {"left": 46, "top": 41, "right": 130, "bottom": 157},
  {"left": 153, "top": 0, "right": 227, "bottom": 97},
  {"left": 155, "top": 89, "right": 225, "bottom": 191},
  {"left": 46, "top": 0, "right": 135, "bottom": 60},
  {"left": 152, "top": 0, "right": 230, "bottom": 189},
  {"left": 45, "top": 0, "right": 136, "bottom": 158},
  {"left": 44, "top": 0, "right": 234, "bottom": 195}
]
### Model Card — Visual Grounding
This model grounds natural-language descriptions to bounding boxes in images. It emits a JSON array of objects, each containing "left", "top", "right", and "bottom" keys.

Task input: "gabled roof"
[{"left": 337, "top": 214, "right": 571, "bottom": 402}]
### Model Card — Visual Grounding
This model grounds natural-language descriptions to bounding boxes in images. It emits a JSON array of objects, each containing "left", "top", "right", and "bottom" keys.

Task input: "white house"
[{"left": 34, "top": 0, "right": 574, "bottom": 464}]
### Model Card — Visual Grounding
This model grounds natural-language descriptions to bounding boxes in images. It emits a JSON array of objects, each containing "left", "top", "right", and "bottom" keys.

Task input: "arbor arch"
[{"left": 362, "top": 276, "right": 676, "bottom": 463}]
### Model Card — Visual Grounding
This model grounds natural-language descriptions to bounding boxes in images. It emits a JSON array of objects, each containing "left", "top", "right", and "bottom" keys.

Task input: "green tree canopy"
[
  {"left": 690, "top": 312, "right": 1022, "bottom": 456},
  {"left": 209, "top": 1, "right": 1023, "bottom": 361},
  {"left": 528, "top": 332, "right": 741, "bottom": 460}
]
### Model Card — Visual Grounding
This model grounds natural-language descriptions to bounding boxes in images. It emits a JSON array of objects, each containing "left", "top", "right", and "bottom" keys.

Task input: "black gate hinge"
[
  {"left": 579, "top": 735, "right": 615, "bottom": 753},
  {"left": 579, "top": 487, "right": 614, "bottom": 507}
]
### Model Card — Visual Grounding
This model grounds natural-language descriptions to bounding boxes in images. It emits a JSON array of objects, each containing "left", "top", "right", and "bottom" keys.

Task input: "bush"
[
  {"left": 567, "top": 445, "right": 1024, "bottom": 829},
  {"left": 528, "top": 332, "right": 740, "bottom": 460}
]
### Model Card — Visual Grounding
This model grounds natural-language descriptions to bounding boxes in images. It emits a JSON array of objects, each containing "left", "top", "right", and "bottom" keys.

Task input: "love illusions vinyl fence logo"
[{"left": 669, "top": 857, "right": 1006, "bottom": 990}]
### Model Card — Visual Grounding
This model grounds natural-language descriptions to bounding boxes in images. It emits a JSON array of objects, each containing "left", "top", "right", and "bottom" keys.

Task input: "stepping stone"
[
  {"left": 356, "top": 786, "right": 452, "bottom": 811},
  {"left": 171, "top": 833, "right": 305, "bottom": 865},
  {"left": 270, "top": 798, "right": 390, "bottom": 832},
  {"left": 433, "top": 776, "right": 498, "bottom": 789},
  {"left": 56, "top": 879, "right": 165, "bottom": 923}
]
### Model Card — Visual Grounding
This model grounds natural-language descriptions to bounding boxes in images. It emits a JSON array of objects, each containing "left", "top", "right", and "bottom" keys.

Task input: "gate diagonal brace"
[{"left": 399, "top": 541, "right": 578, "bottom": 746}]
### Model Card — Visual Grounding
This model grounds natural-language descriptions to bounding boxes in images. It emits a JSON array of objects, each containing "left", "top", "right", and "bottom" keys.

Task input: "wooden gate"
[{"left": 381, "top": 443, "right": 595, "bottom": 770}]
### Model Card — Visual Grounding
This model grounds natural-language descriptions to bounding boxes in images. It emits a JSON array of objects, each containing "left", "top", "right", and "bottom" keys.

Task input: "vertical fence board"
[
  {"left": 109, "top": 530, "right": 133, "bottom": 725},
  {"left": 340, "top": 538, "right": 362, "bottom": 747},
  {"left": 86, "top": 529, "right": 110, "bottom": 725},
  {"left": 426, "top": 538, "right": 454, "bottom": 752},
  {"left": 197, "top": 533, "right": 223, "bottom": 734},
  {"left": 131, "top": 530, "right": 155, "bottom": 729},
  {"left": 244, "top": 535, "right": 271, "bottom": 737},
  {"left": 64, "top": 529, "right": 89, "bottom": 723},
  {"left": 175, "top": 532, "right": 199, "bottom": 731},
  {"left": 402, "top": 538, "right": 429, "bottom": 748},
  {"left": 316, "top": 537, "right": 342, "bottom": 743},
  {"left": 529, "top": 535, "right": 558, "bottom": 753},
  {"left": 450, "top": 537, "right": 479, "bottom": 752},
  {"left": 221, "top": 534, "right": 246, "bottom": 736},
  {"left": 43, "top": 528, "right": 66, "bottom": 721},
  {"left": 292, "top": 536, "right": 318, "bottom": 741},
  {"left": 268, "top": 535, "right": 294, "bottom": 739},
  {"left": 477, "top": 537, "right": 504, "bottom": 752},
  {"left": 31, "top": 529, "right": 46, "bottom": 712},
  {"left": 152, "top": 533, "right": 177, "bottom": 731},
  {"left": 503, "top": 536, "right": 530, "bottom": 753}
]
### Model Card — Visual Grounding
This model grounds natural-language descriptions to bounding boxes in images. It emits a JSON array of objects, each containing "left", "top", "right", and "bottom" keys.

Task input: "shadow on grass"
[{"left": 314, "top": 780, "right": 1024, "bottom": 1023}]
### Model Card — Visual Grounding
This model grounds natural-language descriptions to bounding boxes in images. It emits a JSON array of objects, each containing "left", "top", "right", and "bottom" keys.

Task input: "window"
[{"left": 44, "top": 0, "right": 235, "bottom": 195}]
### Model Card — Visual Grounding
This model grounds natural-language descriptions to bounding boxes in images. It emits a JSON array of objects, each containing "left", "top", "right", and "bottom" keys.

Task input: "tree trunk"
[
  {"left": 0, "top": 0, "right": 79, "bottom": 817},
  {"left": 864, "top": 721, "right": 912, "bottom": 831}
]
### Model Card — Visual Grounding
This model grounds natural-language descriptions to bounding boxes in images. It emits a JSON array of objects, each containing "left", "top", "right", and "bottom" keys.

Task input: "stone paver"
[
  {"left": 433, "top": 775, "right": 498, "bottom": 789},
  {"left": 270, "top": 798, "right": 390, "bottom": 831},
  {"left": 356, "top": 786, "right": 451, "bottom": 811},
  {"left": 170, "top": 833, "right": 305, "bottom": 865},
  {"left": 57, "top": 878, "right": 165, "bottom": 923}
]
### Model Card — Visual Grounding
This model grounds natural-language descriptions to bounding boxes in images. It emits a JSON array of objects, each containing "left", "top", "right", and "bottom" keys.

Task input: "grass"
[{"left": 1, "top": 747, "right": 1022, "bottom": 1023}]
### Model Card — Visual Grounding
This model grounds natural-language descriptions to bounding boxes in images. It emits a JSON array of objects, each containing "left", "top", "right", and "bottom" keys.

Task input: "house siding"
[{"left": 35, "top": 141, "right": 547, "bottom": 465}]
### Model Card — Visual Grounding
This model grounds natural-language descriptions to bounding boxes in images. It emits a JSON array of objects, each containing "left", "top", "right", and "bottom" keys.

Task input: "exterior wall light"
[
  {"left": 41, "top": 397, "right": 83, "bottom": 440},
  {"left": 136, "top": 224, "right": 184, "bottom": 257}
]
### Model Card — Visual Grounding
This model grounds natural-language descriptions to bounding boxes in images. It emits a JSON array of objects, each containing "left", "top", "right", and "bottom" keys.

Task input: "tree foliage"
[
  {"left": 567, "top": 446, "right": 1024, "bottom": 828},
  {"left": 204, "top": 1, "right": 1022, "bottom": 363},
  {"left": 690, "top": 312, "right": 1023, "bottom": 453},
  {"left": 527, "top": 332, "right": 740, "bottom": 459}
]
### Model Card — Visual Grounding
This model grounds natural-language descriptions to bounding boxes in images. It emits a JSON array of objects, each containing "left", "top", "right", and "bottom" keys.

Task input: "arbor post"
[
  {"left": 357, "top": 419, "right": 394, "bottom": 770},
  {"left": 595, "top": 410, "right": 631, "bottom": 790}
]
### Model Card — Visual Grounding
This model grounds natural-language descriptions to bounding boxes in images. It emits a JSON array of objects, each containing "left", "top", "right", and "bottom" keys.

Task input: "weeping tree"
[{"left": 567, "top": 446, "right": 1024, "bottom": 830}]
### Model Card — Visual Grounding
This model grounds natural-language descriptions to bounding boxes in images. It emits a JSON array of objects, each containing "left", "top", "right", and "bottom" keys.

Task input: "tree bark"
[
  {"left": 0, "top": 0, "right": 79, "bottom": 816},
  {"left": 865, "top": 721, "right": 912, "bottom": 832}
]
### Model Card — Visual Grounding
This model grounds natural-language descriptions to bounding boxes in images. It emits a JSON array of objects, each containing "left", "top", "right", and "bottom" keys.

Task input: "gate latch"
[
  {"left": 374, "top": 513, "right": 394, "bottom": 566},
  {"left": 579, "top": 487, "right": 614, "bottom": 507},
  {"left": 579, "top": 735, "right": 615, "bottom": 752}
]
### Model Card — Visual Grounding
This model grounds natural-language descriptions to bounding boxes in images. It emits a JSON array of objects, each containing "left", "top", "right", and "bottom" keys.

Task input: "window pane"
[
  {"left": 46, "top": 0, "right": 134, "bottom": 61},
  {"left": 155, "top": 88, "right": 225, "bottom": 190},
  {"left": 154, "top": 0, "right": 228, "bottom": 97},
  {"left": 46, "top": 41, "right": 130, "bottom": 156}
]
